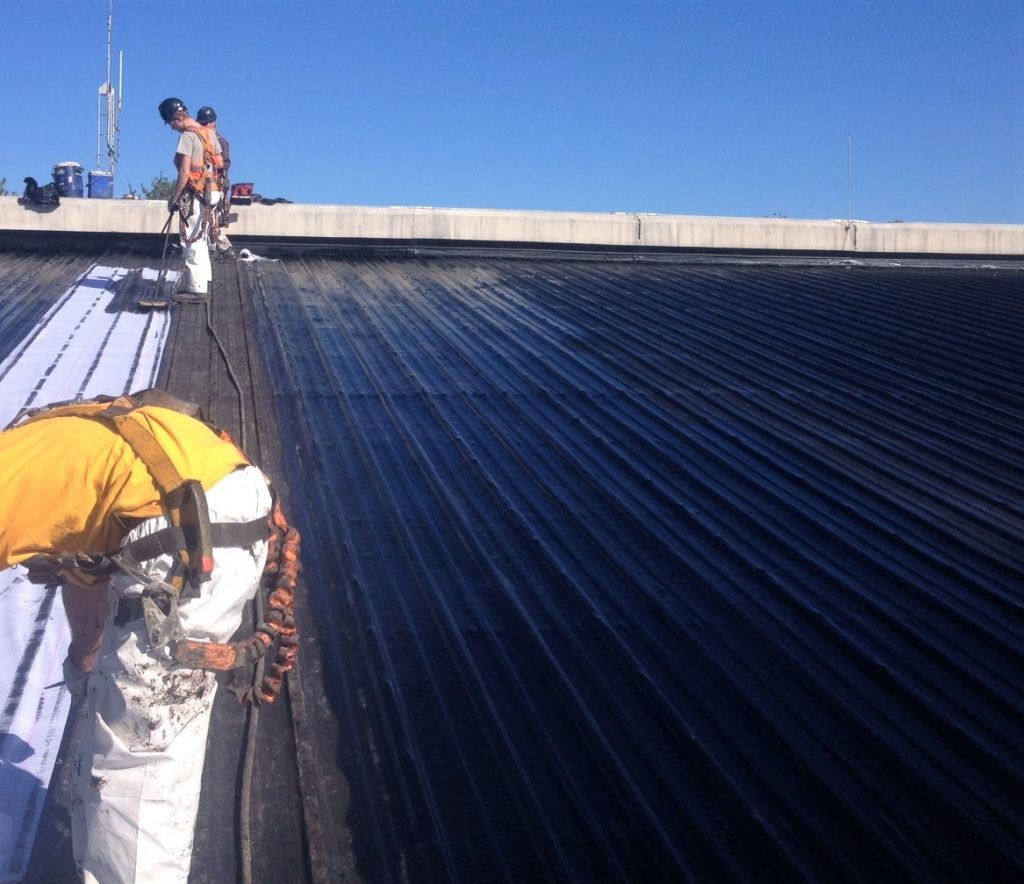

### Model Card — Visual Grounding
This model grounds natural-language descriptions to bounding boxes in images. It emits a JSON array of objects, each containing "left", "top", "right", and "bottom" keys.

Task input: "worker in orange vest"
[
  {"left": 158, "top": 97, "right": 224, "bottom": 296},
  {"left": 197, "top": 105, "right": 231, "bottom": 176},
  {"left": 196, "top": 105, "right": 234, "bottom": 255}
]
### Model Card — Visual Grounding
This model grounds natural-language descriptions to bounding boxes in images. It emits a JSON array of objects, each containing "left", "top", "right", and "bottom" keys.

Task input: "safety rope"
[
  {"left": 199, "top": 492, "right": 301, "bottom": 704},
  {"left": 177, "top": 190, "right": 215, "bottom": 246},
  {"left": 216, "top": 172, "right": 231, "bottom": 234},
  {"left": 260, "top": 499, "right": 301, "bottom": 698},
  {"left": 202, "top": 296, "right": 247, "bottom": 431}
]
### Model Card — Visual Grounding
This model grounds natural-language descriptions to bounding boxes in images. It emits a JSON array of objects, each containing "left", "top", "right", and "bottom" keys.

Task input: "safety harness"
[
  {"left": 183, "top": 121, "right": 223, "bottom": 194},
  {"left": 177, "top": 123, "right": 224, "bottom": 246},
  {"left": 16, "top": 390, "right": 300, "bottom": 705}
]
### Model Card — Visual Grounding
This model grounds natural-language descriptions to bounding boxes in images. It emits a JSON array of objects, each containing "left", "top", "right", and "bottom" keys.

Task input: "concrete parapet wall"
[
  {"left": 1, "top": 195, "right": 1021, "bottom": 256},
  {"left": 0, "top": 195, "right": 171, "bottom": 236}
]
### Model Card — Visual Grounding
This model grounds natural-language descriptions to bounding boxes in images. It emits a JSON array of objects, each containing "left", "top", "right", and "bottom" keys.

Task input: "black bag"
[{"left": 22, "top": 176, "right": 61, "bottom": 207}]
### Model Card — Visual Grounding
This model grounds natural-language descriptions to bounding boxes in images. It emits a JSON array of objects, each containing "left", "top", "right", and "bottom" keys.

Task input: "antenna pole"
[
  {"left": 106, "top": 0, "right": 112, "bottom": 90},
  {"left": 97, "top": 0, "right": 120, "bottom": 175},
  {"left": 114, "top": 50, "right": 123, "bottom": 177},
  {"left": 847, "top": 134, "right": 852, "bottom": 223}
]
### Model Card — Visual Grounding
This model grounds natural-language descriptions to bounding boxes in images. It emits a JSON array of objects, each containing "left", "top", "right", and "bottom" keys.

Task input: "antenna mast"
[
  {"left": 96, "top": 0, "right": 122, "bottom": 175},
  {"left": 847, "top": 134, "right": 853, "bottom": 224}
]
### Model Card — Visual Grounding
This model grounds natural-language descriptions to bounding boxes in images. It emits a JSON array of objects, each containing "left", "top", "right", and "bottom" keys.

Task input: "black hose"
[
  {"left": 199, "top": 282, "right": 260, "bottom": 884},
  {"left": 202, "top": 296, "right": 247, "bottom": 439}
]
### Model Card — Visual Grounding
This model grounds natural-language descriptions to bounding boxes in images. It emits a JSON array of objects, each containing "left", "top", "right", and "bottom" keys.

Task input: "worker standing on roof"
[
  {"left": 0, "top": 391, "right": 274, "bottom": 882},
  {"left": 196, "top": 105, "right": 234, "bottom": 256},
  {"left": 159, "top": 97, "right": 224, "bottom": 297},
  {"left": 197, "top": 105, "right": 231, "bottom": 175}
]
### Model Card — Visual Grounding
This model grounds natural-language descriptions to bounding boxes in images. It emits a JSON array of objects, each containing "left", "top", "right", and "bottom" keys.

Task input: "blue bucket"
[
  {"left": 88, "top": 170, "right": 114, "bottom": 199},
  {"left": 53, "top": 162, "right": 84, "bottom": 198}
]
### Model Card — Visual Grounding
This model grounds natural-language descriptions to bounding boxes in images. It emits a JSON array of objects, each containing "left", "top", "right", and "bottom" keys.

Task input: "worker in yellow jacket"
[{"left": 0, "top": 393, "right": 272, "bottom": 883}]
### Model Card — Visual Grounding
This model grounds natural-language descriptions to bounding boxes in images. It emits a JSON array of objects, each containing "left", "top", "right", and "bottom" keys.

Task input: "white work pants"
[
  {"left": 72, "top": 466, "right": 271, "bottom": 884},
  {"left": 179, "top": 191, "right": 221, "bottom": 294}
]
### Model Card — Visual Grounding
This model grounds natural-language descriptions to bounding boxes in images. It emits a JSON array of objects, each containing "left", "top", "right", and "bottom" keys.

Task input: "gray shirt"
[{"left": 175, "top": 129, "right": 221, "bottom": 166}]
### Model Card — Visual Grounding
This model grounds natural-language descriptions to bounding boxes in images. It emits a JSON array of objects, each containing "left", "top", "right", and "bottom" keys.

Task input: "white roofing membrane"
[{"left": 0, "top": 264, "right": 172, "bottom": 881}]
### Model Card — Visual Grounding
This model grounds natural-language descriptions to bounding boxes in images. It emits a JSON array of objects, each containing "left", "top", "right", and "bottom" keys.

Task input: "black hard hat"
[
  {"left": 159, "top": 97, "right": 187, "bottom": 122},
  {"left": 196, "top": 106, "right": 217, "bottom": 124}
]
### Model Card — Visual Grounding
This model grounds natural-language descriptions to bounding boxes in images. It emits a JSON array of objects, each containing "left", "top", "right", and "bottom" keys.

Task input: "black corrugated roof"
[{"left": 8, "top": 246, "right": 1024, "bottom": 882}]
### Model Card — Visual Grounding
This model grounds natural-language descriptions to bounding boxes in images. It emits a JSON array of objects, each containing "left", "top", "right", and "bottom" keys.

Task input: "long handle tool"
[{"left": 139, "top": 211, "right": 176, "bottom": 310}]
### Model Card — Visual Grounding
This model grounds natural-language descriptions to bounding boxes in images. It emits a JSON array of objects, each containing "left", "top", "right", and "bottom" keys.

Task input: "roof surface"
[{"left": 6, "top": 244, "right": 1024, "bottom": 882}]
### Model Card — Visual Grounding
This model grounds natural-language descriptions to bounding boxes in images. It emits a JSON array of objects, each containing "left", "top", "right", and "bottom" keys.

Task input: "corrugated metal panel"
[
  {"left": 0, "top": 249, "right": 100, "bottom": 362},
  {"left": 5, "top": 249, "right": 1023, "bottom": 882},
  {"left": 244, "top": 256, "right": 1024, "bottom": 882}
]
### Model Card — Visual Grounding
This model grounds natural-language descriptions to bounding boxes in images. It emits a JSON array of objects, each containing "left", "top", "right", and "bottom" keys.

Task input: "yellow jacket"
[{"left": 0, "top": 404, "right": 248, "bottom": 570}]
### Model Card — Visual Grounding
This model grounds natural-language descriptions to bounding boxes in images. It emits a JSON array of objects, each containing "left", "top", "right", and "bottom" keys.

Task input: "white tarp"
[{"left": 0, "top": 263, "right": 172, "bottom": 881}]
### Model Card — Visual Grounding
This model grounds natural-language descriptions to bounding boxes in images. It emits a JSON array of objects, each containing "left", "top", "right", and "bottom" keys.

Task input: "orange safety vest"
[{"left": 182, "top": 121, "right": 224, "bottom": 194}]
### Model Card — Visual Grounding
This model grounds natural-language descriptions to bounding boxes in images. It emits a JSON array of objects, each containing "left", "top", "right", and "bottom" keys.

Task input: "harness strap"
[
  {"left": 178, "top": 189, "right": 217, "bottom": 246},
  {"left": 108, "top": 412, "right": 189, "bottom": 498},
  {"left": 22, "top": 517, "right": 268, "bottom": 587},
  {"left": 120, "top": 517, "right": 269, "bottom": 567},
  {"left": 15, "top": 393, "right": 233, "bottom": 588},
  {"left": 19, "top": 395, "right": 193, "bottom": 497},
  {"left": 108, "top": 404, "right": 211, "bottom": 584}
]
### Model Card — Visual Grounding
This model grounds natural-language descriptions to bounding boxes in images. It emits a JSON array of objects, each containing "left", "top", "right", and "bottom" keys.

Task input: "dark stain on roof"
[{"left": 10, "top": 246, "right": 1024, "bottom": 882}]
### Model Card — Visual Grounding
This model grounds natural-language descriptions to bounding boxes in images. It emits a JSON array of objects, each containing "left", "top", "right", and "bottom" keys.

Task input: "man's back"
[{"left": 0, "top": 405, "right": 246, "bottom": 568}]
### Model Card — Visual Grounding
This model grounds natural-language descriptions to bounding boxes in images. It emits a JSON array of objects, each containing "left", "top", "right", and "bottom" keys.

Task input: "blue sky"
[{"left": 3, "top": 0, "right": 1021, "bottom": 222}]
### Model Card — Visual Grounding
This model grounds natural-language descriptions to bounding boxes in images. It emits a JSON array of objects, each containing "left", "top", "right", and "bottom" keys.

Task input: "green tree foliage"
[
  {"left": 140, "top": 173, "right": 175, "bottom": 200},
  {"left": 0, "top": 177, "right": 11, "bottom": 196}
]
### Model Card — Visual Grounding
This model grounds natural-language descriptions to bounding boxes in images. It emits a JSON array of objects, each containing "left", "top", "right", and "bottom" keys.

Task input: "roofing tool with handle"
[{"left": 138, "top": 211, "right": 175, "bottom": 310}]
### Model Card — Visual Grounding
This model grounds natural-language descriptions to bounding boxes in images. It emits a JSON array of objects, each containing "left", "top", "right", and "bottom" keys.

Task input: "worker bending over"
[
  {"left": 159, "top": 97, "right": 224, "bottom": 297},
  {"left": 0, "top": 391, "right": 274, "bottom": 882}
]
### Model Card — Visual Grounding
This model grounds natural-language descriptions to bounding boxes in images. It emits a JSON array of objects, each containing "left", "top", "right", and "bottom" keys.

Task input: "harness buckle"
[{"left": 141, "top": 590, "right": 187, "bottom": 651}]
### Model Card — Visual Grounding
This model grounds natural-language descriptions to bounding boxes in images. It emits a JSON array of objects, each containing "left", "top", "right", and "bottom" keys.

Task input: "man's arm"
[
  {"left": 169, "top": 151, "right": 192, "bottom": 213},
  {"left": 61, "top": 584, "right": 108, "bottom": 673},
  {"left": 218, "top": 133, "right": 231, "bottom": 171}
]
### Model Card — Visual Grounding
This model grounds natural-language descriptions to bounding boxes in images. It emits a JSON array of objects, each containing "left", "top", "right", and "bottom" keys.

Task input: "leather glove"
[{"left": 167, "top": 197, "right": 179, "bottom": 214}]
